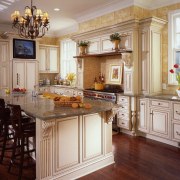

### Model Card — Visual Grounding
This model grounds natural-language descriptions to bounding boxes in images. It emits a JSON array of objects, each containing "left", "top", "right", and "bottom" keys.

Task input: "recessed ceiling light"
[{"left": 54, "top": 8, "right": 60, "bottom": 11}]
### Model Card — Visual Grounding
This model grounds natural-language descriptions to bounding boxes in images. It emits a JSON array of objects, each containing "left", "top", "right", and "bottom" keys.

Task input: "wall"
[
  {"left": 151, "top": 3, "right": 180, "bottom": 94},
  {"left": 46, "top": 3, "right": 180, "bottom": 94},
  {"left": 75, "top": 4, "right": 180, "bottom": 94}
]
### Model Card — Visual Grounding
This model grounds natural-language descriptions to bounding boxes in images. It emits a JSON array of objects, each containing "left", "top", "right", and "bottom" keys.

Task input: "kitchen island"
[{"left": 1, "top": 93, "right": 117, "bottom": 180}]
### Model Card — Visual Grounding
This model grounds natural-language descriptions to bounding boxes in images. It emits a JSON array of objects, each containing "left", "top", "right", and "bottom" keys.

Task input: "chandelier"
[{"left": 11, "top": 0, "right": 50, "bottom": 39}]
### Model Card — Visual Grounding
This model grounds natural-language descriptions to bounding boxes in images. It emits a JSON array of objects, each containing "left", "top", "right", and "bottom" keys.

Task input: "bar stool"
[
  {"left": 0, "top": 107, "right": 13, "bottom": 163},
  {"left": 7, "top": 104, "right": 36, "bottom": 180}
]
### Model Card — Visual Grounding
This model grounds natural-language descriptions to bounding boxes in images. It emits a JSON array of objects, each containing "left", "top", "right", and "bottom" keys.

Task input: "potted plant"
[
  {"left": 110, "top": 32, "right": 121, "bottom": 51},
  {"left": 77, "top": 40, "right": 90, "bottom": 55}
]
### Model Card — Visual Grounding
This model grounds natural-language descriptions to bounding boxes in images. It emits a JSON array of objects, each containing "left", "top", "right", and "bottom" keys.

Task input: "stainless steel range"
[{"left": 83, "top": 89, "right": 117, "bottom": 102}]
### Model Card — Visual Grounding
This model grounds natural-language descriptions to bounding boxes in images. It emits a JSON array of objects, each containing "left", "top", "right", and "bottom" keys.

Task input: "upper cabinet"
[
  {"left": 0, "top": 40, "right": 10, "bottom": 89},
  {"left": 139, "top": 17, "right": 167, "bottom": 95},
  {"left": 39, "top": 45, "right": 59, "bottom": 73},
  {"left": 85, "top": 33, "right": 133, "bottom": 55}
]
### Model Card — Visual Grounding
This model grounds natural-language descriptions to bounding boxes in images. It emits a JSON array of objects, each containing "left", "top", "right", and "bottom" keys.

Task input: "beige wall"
[{"left": 47, "top": 3, "right": 180, "bottom": 94}]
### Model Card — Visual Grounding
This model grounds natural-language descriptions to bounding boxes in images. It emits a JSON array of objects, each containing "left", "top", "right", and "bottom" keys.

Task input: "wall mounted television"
[{"left": 13, "top": 38, "right": 36, "bottom": 59}]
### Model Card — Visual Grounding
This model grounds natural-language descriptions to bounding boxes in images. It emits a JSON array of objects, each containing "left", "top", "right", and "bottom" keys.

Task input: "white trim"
[
  {"left": 135, "top": 0, "right": 180, "bottom": 10},
  {"left": 168, "top": 9, "right": 180, "bottom": 85}
]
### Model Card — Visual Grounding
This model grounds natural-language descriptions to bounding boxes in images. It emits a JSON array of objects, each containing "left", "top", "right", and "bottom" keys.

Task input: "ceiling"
[{"left": 0, "top": 0, "right": 179, "bottom": 37}]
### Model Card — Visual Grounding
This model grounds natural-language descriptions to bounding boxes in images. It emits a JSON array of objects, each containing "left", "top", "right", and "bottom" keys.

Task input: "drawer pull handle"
[
  {"left": 176, "top": 111, "right": 180, "bottom": 115},
  {"left": 176, "top": 131, "right": 180, "bottom": 136},
  {"left": 141, "top": 103, "right": 145, "bottom": 105},
  {"left": 121, "top": 107, "right": 124, "bottom": 109},
  {"left": 158, "top": 103, "right": 161, "bottom": 105},
  {"left": 122, "top": 114, "right": 124, "bottom": 116},
  {"left": 150, "top": 112, "right": 153, "bottom": 115},
  {"left": 121, "top": 122, "right": 125, "bottom": 125}
]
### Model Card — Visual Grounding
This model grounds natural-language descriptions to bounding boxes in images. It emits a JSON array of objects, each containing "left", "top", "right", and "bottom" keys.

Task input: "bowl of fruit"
[{"left": 12, "top": 88, "right": 26, "bottom": 94}]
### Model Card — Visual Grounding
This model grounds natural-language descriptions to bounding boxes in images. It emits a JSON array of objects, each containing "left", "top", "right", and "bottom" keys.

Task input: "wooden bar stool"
[{"left": 7, "top": 104, "right": 36, "bottom": 180}]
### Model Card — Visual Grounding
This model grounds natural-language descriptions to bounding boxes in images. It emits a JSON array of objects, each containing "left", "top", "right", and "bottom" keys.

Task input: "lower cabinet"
[
  {"left": 116, "top": 95, "right": 131, "bottom": 130},
  {"left": 137, "top": 98, "right": 180, "bottom": 145},
  {"left": 138, "top": 98, "right": 149, "bottom": 133},
  {"left": 149, "top": 107, "right": 171, "bottom": 139}
]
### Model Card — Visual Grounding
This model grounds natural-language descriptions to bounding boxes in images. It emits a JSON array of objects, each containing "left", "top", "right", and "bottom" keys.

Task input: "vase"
[
  {"left": 113, "top": 40, "right": 120, "bottom": 51},
  {"left": 79, "top": 46, "right": 86, "bottom": 55}
]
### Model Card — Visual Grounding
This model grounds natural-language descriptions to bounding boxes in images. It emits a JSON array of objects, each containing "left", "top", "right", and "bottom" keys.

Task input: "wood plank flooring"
[{"left": 0, "top": 133, "right": 180, "bottom": 180}]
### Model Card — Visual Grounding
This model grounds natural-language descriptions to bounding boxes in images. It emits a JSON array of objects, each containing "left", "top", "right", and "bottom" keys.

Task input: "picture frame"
[{"left": 109, "top": 64, "right": 123, "bottom": 84}]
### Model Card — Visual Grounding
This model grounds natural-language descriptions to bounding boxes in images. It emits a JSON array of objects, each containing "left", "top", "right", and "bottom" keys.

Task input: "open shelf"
[{"left": 73, "top": 50, "right": 132, "bottom": 58}]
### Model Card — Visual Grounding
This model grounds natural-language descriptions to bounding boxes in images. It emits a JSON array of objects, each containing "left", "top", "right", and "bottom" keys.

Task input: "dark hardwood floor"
[{"left": 0, "top": 133, "right": 180, "bottom": 180}]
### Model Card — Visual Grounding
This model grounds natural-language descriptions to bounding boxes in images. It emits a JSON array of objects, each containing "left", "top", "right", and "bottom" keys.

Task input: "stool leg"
[
  {"left": 18, "top": 136, "right": 25, "bottom": 180},
  {"left": 8, "top": 135, "right": 17, "bottom": 173},
  {"left": 0, "top": 124, "right": 8, "bottom": 163}
]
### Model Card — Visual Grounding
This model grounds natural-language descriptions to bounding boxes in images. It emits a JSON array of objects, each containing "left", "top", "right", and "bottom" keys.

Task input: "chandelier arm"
[{"left": 11, "top": 0, "right": 49, "bottom": 39}]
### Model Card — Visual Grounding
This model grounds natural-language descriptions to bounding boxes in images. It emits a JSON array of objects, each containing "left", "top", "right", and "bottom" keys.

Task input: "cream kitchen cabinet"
[
  {"left": 87, "top": 37, "right": 100, "bottom": 54},
  {"left": 39, "top": 45, "right": 59, "bottom": 73},
  {"left": 116, "top": 95, "right": 131, "bottom": 130},
  {"left": 0, "top": 40, "right": 9, "bottom": 89},
  {"left": 139, "top": 17, "right": 166, "bottom": 95},
  {"left": 172, "top": 102, "right": 180, "bottom": 141},
  {"left": 13, "top": 60, "right": 38, "bottom": 91},
  {"left": 149, "top": 107, "right": 171, "bottom": 139},
  {"left": 138, "top": 98, "right": 149, "bottom": 133}
]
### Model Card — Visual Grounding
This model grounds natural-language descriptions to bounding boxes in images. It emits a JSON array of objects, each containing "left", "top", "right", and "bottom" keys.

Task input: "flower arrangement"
[
  {"left": 169, "top": 64, "right": 180, "bottom": 89},
  {"left": 77, "top": 40, "right": 90, "bottom": 47},
  {"left": 110, "top": 32, "right": 121, "bottom": 41},
  {"left": 66, "top": 73, "right": 76, "bottom": 85}
]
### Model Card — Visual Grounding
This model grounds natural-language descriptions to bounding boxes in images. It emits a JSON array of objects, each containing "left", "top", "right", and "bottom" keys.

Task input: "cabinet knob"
[
  {"left": 141, "top": 103, "right": 145, "bottom": 105},
  {"left": 150, "top": 112, "right": 153, "bottom": 115},
  {"left": 121, "top": 122, "right": 125, "bottom": 125},
  {"left": 158, "top": 103, "right": 161, "bottom": 105},
  {"left": 176, "top": 111, "right": 180, "bottom": 115},
  {"left": 176, "top": 131, "right": 180, "bottom": 136}
]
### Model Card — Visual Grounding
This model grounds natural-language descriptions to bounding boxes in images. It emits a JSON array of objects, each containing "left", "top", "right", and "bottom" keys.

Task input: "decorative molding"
[
  {"left": 131, "top": 110, "right": 136, "bottom": 136},
  {"left": 71, "top": 19, "right": 139, "bottom": 41},
  {"left": 42, "top": 121, "right": 55, "bottom": 138},
  {"left": 106, "top": 107, "right": 120, "bottom": 123},
  {"left": 122, "top": 53, "right": 133, "bottom": 67}
]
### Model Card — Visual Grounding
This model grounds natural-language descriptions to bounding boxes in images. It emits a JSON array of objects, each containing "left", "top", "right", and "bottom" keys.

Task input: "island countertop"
[{"left": 0, "top": 93, "right": 116, "bottom": 120}]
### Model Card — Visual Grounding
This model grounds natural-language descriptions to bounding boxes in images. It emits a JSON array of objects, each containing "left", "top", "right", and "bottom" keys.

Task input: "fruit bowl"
[{"left": 12, "top": 88, "right": 26, "bottom": 94}]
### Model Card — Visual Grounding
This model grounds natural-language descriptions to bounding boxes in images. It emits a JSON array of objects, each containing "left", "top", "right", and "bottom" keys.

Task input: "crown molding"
[
  {"left": 134, "top": 0, "right": 180, "bottom": 10},
  {"left": 75, "top": 0, "right": 134, "bottom": 23}
]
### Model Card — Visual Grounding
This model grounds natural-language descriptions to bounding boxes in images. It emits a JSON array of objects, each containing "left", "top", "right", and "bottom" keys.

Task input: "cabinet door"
[
  {"left": 39, "top": 47, "right": 47, "bottom": 72},
  {"left": 87, "top": 38, "right": 100, "bottom": 54},
  {"left": 26, "top": 62, "right": 37, "bottom": 90},
  {"left": 138, "top": 99, "right": 149, "bottom": 133},
  {"left": 0, "top": 41, "right": 9, "bottom": 89},
  {"left": 13, "top": 61, "right": 26, "bottom": 88},
  {"left": 101, "top": 35, "right": 112, "bottom": 52},
  {"left": 150, "top": 108, "right": 170, "bottom": 139},
  {"left": 49, "top": 47, "right": 58, "bottom": 73},
  {"left": 124, "top": 70, "right": 133, "bottom": 94}
]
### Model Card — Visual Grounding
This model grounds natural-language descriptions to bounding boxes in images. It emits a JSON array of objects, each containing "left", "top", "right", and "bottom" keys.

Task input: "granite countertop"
[
  {"left": 0, "top": 93, "right": 115, "bottom": 120},
  {"left": 138, "top": 94, "right": 180, "bottom": 102}
]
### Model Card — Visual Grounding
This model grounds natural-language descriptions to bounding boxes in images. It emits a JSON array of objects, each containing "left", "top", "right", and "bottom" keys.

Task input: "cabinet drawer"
[
  {"left": 173, "top": 103, "right": 180, "bottom": 120},
  {"left": 119, "top": 103, "right": 129, "bottom": 110},
  {"left": 117, "top": 119, "right": 129, "bottom": 129},
  {"left": 117, "top": 112, "right": 129, "bottom": 119},
  {"left": 117, "top": 96, "right": 129, "bottom": 103},
  {"left": 150, "top": 100, "right": 170, "bottom": 108},
  {"left": 172, "top": 123, "right": 180, "bottom": 141}
]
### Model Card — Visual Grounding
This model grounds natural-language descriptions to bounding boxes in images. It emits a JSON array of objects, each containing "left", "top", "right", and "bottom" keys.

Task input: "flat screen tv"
[{"left": 13, "top": 38, "right": 36, "bottom": 59}]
